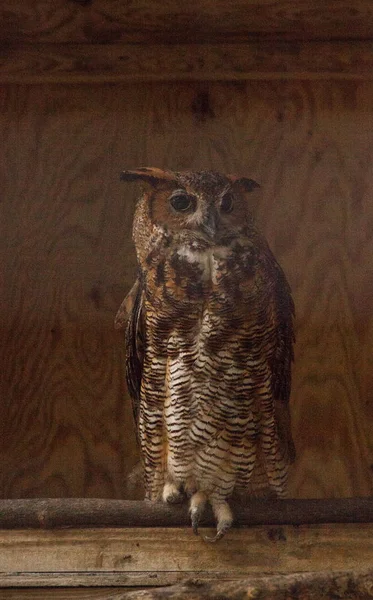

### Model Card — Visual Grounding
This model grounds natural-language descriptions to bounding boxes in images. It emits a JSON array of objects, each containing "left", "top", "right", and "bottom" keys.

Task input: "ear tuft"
[
  {"left": 120, "top": 167, "right": 176, "bottom": 186},
  {"left": 228, "top": 175, "right": 260, "bottom": 192}
]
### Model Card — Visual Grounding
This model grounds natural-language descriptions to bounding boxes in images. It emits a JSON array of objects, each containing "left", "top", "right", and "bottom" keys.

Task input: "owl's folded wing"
[
  {"left": 115, "top": 278, "right": 145, "bottom": 430},
  {"left": 114, "top": 280, "right": 142, "bottom": 330},
  {"left": 271, "top": 258, "right": 296, "bottom": 464}
]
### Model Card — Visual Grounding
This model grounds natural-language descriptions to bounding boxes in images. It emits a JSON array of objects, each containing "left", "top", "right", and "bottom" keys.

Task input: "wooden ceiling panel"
[
  {"left": 1, "top": 0, "right": 373, "bottom": 45},
  {"left": 1, "top": 41, "right": 373, "bottom": 84}
]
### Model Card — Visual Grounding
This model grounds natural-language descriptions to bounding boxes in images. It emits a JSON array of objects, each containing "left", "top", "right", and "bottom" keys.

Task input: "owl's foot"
[
  {"left": 189, "top": 492, "right": 233, "bottom": 541},
  {"left": 202, "top": 500, "right": 233, "bottom": 543},
  {"left": 189, "top": 491, "right": 207, "bottom": 535},
  {"left": 202, "top": 521, "right": 232, "bottom": 543},
  {"left": 162, "top": 481, "right": 184, "bottom": 504}
]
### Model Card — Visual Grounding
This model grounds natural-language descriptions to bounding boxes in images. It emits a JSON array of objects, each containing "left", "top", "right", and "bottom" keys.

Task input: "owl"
[{"left": 116, "top": 167, "right": 295, "bottom": 542}]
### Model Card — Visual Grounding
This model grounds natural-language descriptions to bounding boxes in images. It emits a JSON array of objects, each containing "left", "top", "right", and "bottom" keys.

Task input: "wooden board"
[
  {"left": 2, "top": 571, "right": 373, "bottom": 600},
  {"left": 1, "top": 0, "right": 373, "bottom": 44},
  {"left": 0, "top": 591, "right": 128, "bottom": 600},
  {"left": 2, "top": 41, "right": 373, "bottom": 84},
  {"left": 0, "top": 525, "right": 373, "bottom": 588},
  {"left": 2, "top": 572, "right": 373, "bottom": 600},
  {"left": 1, "top": 80, "right": 373, "bottom": 500}
]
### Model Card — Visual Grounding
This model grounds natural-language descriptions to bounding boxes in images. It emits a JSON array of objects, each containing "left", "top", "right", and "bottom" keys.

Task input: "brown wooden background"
[{"left": 1, "top": 1, "right": 373, "bottom": 502}]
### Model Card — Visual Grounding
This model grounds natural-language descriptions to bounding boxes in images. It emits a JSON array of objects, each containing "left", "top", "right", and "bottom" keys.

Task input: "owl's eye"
[
  {"left": 169, "top": 192, "right": 195, "bottom": 213},
  {"left": 220, "top": 192, "right": 234, "bottom": 213}
]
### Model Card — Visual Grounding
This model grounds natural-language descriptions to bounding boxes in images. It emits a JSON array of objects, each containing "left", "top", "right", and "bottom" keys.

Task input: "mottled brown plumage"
[{"left": 116, "top": 167, "right": 295, "bottom": 541}]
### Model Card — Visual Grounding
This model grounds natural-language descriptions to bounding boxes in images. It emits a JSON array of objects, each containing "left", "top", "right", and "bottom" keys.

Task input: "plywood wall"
[{"left": 1, "top": 81, "right": 373, "bottom": 500}]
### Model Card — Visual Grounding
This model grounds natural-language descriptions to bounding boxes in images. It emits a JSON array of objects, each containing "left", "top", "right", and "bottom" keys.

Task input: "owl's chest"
[
  {"left": 173, "top": 244, "right": 233, "bottom": 288},
  {"left": 146, "top": 241, "right": 257, "bottom": 305},
  {"left": 143, "top": 241, "right": 266, "bottom": 354}
]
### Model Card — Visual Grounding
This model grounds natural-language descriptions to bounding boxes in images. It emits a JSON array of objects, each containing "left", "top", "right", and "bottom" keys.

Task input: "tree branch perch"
[{"left": 0, "top": 497, "right": 372, "bottom": 529}]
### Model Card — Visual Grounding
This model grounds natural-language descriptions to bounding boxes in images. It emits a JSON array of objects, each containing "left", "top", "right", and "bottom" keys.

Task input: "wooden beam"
[
  {"left": 1, "top": 0, "right": 373, "bottom": 45},
  {"left": 0, "top": 498, "right": 373, "bottom": 529},
  {"left": 3, "top": 570, "right": 373, "bottom": 599},
  {"left": 1, "top": 41, "right": 373, "bottom": 83},
  {"left": 114, "top": 569, "right": 373, "bottom": 599},
  {"left": 0, "top": 526, "right": 373, "bottom": 588}
]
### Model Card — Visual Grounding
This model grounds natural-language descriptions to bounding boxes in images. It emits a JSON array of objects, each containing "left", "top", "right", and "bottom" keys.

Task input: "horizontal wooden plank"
[
  {"left": 2, "top": 571, "right": 373, "bottom": 600},
  {"left": 1, "top": 525, "right": 373, "bottom": 588},
  {"left": 2, "top": 570, "right": 373, "bottom": 599},
  {"left": 0, "top": 570, "right": 274, "bottom": 588},
  {"left": 0, "top": 571, "right": 206, "bottom": 588},
  {"left": 0, "top": 590, "right": 128, "bottom": 600},
  {"left": 1, "top": 498, "right": 373, "bottom": 529},
  {"left": 1, "top": 41, "right": 373, "bottom": 83},
  {"left": 87, "top": 569, "right": 373, "bottom": 600},
  {"left": 1, "top": 0, "right": 373, "bottom": 44}
]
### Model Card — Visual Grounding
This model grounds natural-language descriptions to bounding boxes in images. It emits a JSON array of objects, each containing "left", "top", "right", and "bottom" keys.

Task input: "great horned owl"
[{"left": 116, "top": 167, "right": 295, "bottom": 541}]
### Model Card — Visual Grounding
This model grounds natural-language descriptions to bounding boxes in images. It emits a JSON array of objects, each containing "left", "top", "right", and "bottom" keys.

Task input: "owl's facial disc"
[{"left": 150, "top": 182, "right": 249, "bottom": 246}]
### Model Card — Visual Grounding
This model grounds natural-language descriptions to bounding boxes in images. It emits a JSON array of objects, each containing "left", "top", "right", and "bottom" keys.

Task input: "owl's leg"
[
  {"left": 202, "top": 499, "right": 233, "bottom": 543},
  {"left": 184, "top": 476, "right": 197, "bottom": 497},
  {"left": 162, "top": 479, "right": 184, "bottom": 504},
  {"left": 189, "top": 490, "right": 207, "bottom": 535}
]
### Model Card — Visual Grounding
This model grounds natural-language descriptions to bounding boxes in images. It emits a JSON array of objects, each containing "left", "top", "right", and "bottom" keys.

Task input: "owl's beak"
[{"left": 201, "top": 211, "right": 219, "bottom": 240}]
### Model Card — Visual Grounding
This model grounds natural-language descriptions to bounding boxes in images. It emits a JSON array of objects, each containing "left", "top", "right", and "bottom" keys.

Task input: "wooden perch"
[{"left": 0, "top": 497, "right": 372, "bottom": 529}]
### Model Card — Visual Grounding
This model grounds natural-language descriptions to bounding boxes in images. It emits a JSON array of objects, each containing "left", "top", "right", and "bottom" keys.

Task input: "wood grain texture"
[
  {"left": 85, "top": 570, "right": 373, "bottom": 600},
  {"left": 2, "top": 571, "right": 373, "bottom": 599},
  {"left": 2, "top": 41, "right": 373, "bottom": 83},
  {"left": 0, "top": 591, "right": 129, "bottom": 600},
  {"left": 2, "top": 572, "right": 373, "bottom": 600},
  {"left": 0, "top": 525, "right": 373, "bottom": 587},
  {"left": 1, "top": 498, "right": 373, "bottom": 529},
  {"left": 1, "top": 1, "right": 373, "bottom": 44},
  {"left": 1, "top": 80, "right": 373, "bottom": 500},
  {"left": 0, "top": 84, "right": 142, "bottom": 499}
]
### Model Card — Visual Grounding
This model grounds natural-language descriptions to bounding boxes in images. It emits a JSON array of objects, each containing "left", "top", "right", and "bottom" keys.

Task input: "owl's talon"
[
  {"left": 191, "top": 507, "right": 202, "bottom": 535},
  {"left": 202, "top": 531, "right": 223, "bottom": 543},
  {"left": 202, "top": 521, "right": 232, "bottom": 543},
  {"left": 192, "top": 516, "right": 200, "bottom": 536},
  {"left": 189, "top": 490, "right": 207, "bottom": 537}
]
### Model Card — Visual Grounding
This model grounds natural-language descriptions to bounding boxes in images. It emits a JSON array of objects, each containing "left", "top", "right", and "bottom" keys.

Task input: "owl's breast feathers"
[
  {"left": 118, "top": 225, "right": 295, "bottom": 500},
  {"left": 145, "top": 228, "right": 258, "bottom": 304},
  {"left": 142, "top": 227, "right": 278, "bottom": 335}
]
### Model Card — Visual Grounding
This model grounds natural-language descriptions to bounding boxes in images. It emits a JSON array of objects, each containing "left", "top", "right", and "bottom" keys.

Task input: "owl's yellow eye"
[
  {"left": 170, "top": 193, "right": 195, "bottom": 213},
  {"left": 220, "top": 192, "right": 234, "bottom": 213}
]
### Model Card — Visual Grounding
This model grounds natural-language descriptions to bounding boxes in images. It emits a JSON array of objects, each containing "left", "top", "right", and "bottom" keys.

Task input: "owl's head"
[{"left": 120, "top": 167, "right": 260, "bottom": 249}]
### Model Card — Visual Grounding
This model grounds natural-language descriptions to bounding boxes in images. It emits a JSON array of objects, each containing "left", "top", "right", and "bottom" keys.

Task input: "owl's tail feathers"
[
  {"left": 189, "top": 493, "right": 233, "bottom": 542},
  {"left": 202, "top": 499, "right": 233, "bottom": 543}
]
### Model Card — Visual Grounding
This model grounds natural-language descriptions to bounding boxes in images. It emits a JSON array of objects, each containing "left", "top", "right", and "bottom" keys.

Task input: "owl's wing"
[
  {"left": 269, "top": 256, "right": 296, "bottom": 464},
  {"left": 114, "top": 280, "right": 142, "bottom": 330},
  {"left": 115, "top": 279, "right": 145, "bottom": 430}
]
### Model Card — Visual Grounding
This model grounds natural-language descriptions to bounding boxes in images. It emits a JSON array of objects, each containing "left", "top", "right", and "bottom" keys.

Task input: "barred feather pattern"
[{"left": 138, "top": 228, "right": 292, "bottom": 503}]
